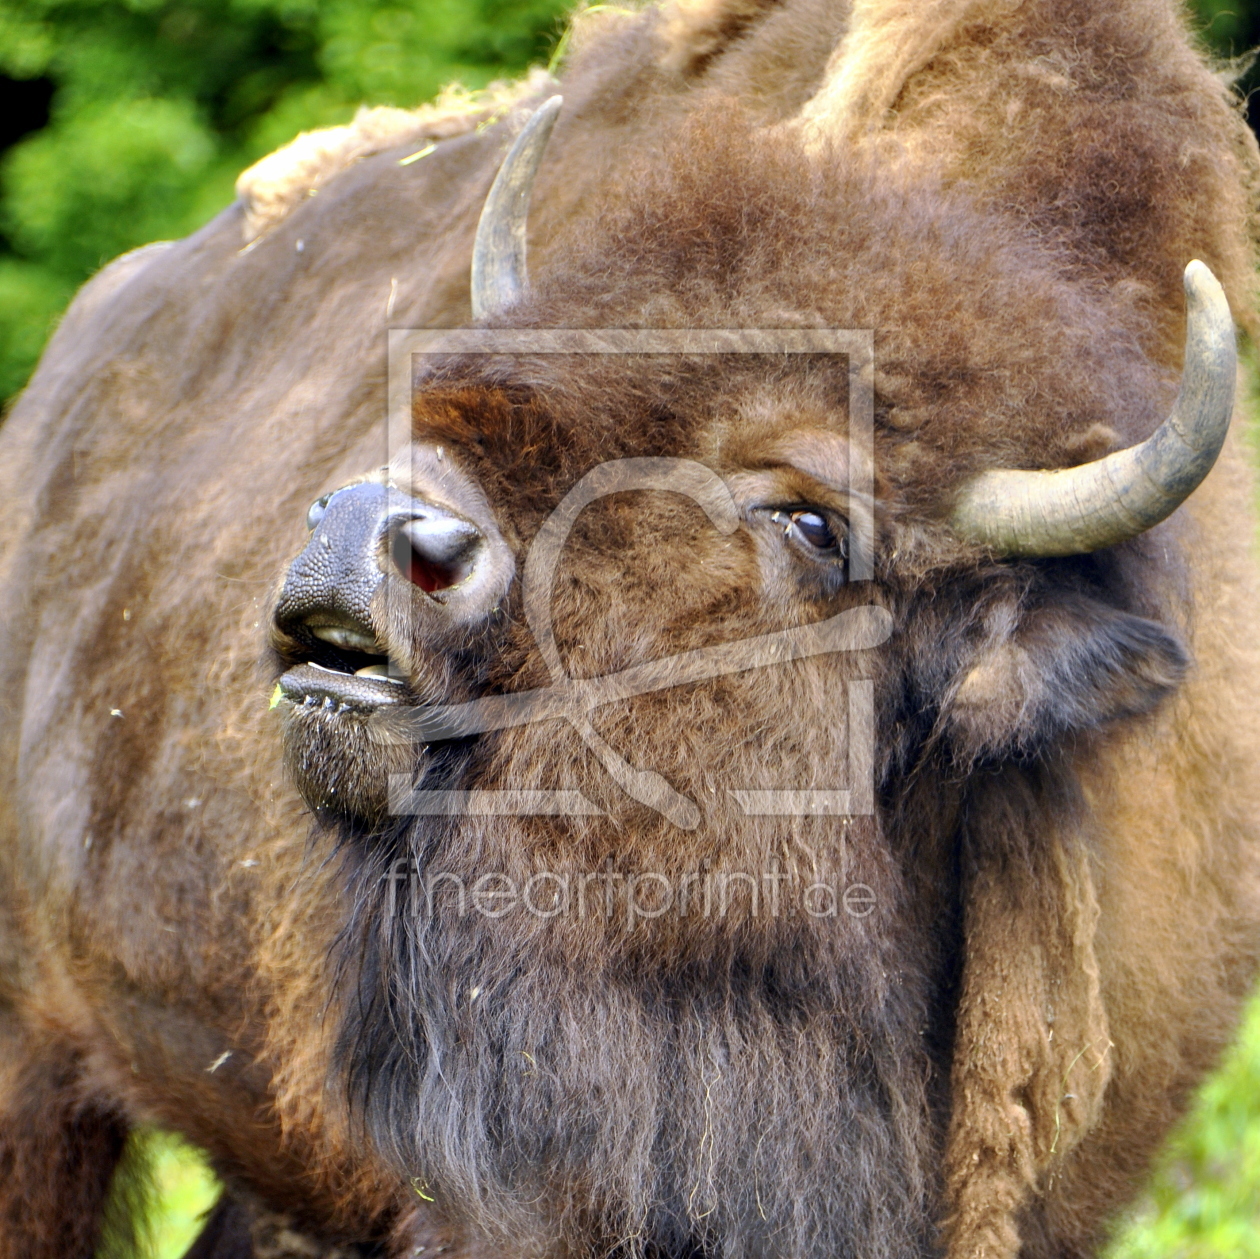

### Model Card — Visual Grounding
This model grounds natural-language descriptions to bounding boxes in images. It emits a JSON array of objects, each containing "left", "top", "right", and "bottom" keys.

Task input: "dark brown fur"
[{"left": 1, "top": 2, "right": 1259, "bottom": 1257}]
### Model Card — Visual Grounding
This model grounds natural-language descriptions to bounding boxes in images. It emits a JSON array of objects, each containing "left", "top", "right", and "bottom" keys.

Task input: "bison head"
[{"left": 263, "top": 99, "right": 1231, "bottom": 1257}]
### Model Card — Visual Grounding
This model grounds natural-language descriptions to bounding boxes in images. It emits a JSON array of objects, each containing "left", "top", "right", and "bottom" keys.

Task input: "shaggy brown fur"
[{"left": 1, "top": 1, "right": 1259, "bottom": 1258}]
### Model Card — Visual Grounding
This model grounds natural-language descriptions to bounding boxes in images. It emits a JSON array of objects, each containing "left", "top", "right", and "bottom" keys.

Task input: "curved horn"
[
  {"left": 470, "top": 95, "right": 563, "bottom": 322},
  {"left": 951, "top": 260, "right": 1236, "bottom": 557}
]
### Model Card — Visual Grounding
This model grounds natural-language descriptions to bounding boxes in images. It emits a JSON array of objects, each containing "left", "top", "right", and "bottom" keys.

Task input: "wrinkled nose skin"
[{"left": 275, "top": 480, "right": 395, "bottom": 637}]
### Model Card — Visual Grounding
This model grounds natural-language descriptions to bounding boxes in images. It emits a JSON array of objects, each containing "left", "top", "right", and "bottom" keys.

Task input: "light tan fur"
[{"left": 236, "top": 68, "right": 558, "bottom": 243}]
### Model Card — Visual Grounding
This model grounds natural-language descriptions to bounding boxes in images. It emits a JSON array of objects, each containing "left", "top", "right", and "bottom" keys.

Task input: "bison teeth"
[
  {"left": 354, "top": 663, "right": 404, "bottom": 684},
  {"left": 309, "top": 624, "right": 384, "bottom": 653}
]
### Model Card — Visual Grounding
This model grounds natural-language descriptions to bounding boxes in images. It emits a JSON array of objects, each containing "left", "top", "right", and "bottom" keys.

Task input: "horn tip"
[
  {"left": 531, "top": 96, "right": 564, "bottom": 130},
  {"left": 470, "top": 94, "right": 564, "bottom": 323},
  {"left": 1184, "top": 258, "right": 1228, "bottom": 308},
  {"left": 537, "top": 96, "right": 564, "bottom": 134}
]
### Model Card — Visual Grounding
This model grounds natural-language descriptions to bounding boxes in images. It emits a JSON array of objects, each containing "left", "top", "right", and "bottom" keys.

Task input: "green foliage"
[
  {"left": 1106, "top": 987, "right": 1260, "bottom": 1257},
  {"left": 1193, "top": 0, "right": 1260, "bottom": 50},
  {"left": 96, "top": 1129, "right": 219, "bottom": 1259},
  {"left": 316, "top": 0, "right": 577, "bottom": 104},
  {"left": 4, "top": 97, "right": 220, "bottom": 275},
  {"left": 143, "top": 1133, "right": 220, "bottom": 1259},
  {"left": 0, "top": 0, "right": 573, "bottom": 402}
]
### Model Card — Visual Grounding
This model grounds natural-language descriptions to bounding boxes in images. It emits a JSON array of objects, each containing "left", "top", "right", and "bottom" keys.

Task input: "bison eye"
[
  {"left": 789, "top": 510, "right": 835, "bottom": 551},
  {"left": 766, "top": 507, "right": 845, "bottom": 556}
]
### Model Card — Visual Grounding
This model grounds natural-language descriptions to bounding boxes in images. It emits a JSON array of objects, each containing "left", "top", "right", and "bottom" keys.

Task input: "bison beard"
[{"left": 337, "top": 818, "right": 937, "bottom": 1259}]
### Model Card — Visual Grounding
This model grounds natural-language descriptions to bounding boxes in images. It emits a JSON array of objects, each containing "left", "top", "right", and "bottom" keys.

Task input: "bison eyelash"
[{"left": 764, "top": 507, "right": 849, "bottom": 561}]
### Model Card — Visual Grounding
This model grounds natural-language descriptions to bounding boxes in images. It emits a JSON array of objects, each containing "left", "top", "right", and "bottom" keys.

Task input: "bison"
[{"left": 2, "top": 0, "right": 1259, "bottom": 1256}]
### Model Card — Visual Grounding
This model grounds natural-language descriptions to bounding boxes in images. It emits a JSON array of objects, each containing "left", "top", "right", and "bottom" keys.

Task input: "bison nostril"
[
  {"left": 306, "top": 494, "right": 331, "bottom": 531},
  {"left": 391, "top": 515, "right": 481, "bottom": 593}
]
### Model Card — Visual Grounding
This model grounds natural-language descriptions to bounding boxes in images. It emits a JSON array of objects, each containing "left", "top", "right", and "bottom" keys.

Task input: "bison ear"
[{"left": 943, "top": 592, "right": 1188, "bottom": 764}]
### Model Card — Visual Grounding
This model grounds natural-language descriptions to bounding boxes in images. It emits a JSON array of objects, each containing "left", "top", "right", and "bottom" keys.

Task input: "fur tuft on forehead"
[{"left": 511, "top": 101, "right": 1168, "bottom": 520}]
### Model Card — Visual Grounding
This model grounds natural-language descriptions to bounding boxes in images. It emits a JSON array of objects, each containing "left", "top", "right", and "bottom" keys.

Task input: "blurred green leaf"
[
  {"left": 3, "top": 96, "right": 217, "bottom": 275},
  {"left": 0, "top": 9, "right": 55, "bottom": 78},
  {"left": 1192, "top": 0, "right": 1256, "bottom": 48}
]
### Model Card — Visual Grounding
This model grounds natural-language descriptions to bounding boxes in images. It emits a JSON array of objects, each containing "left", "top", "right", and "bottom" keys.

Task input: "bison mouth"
[
  {"left": 271, "top": 618, "right": 427, "bottom": 822},
  {"left": 275, "top": 618, "right": 407, "bottom": 715}
]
